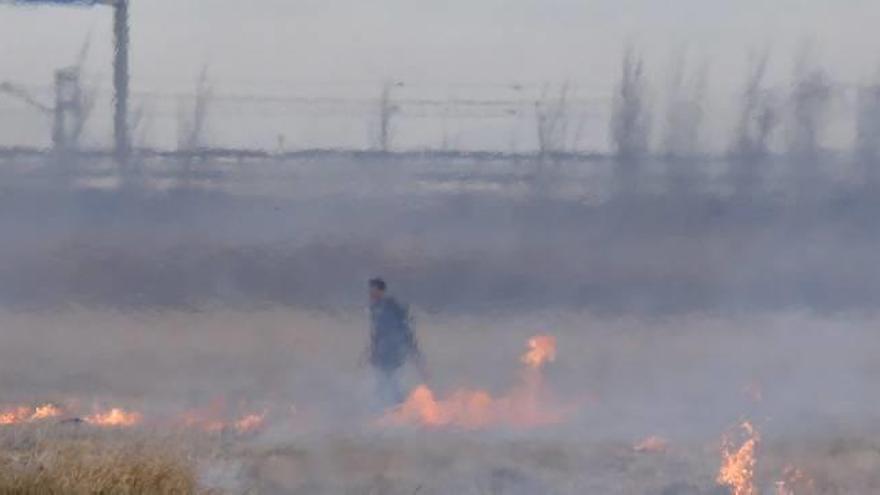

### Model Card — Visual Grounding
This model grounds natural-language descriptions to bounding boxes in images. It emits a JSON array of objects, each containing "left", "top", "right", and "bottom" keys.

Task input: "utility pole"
[
  {"left": 112, "top": 0, "right": 129, "bottom": 166},
  {"left": 5, "top": 0, "right": 129, "bottom": 166}
]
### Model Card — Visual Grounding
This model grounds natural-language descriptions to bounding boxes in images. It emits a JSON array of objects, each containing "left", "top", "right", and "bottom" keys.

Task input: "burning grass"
[
  {"left": 718, "top": 421, "right": 760, "bottom": 495},
  {"left": 381, "top": 334, "right": 568, "bottom": 429},
  {"left": 0, "top": 399, "right": 270, "bottom": 439},
  {"left": 0, "top": 416, "right": 879, "bottom": 493},
  {"left": 3, "top": 309, "right": 880, "bottom": 492},
  {"left": 215, "top": 429, "right": 880, "bottom": 494},
  {"left": 83, "top": 407, "right": 143, "bottom": 428}
]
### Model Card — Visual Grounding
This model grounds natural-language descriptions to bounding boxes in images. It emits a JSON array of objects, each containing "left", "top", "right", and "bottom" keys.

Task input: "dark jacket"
[{"left": 369, "top": 296, "right": 418, "bottom": 371}]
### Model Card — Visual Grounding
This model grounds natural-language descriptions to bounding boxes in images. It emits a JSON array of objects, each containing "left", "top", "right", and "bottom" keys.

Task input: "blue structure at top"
[{"left": 15, "top": 0, "right": 102, "bottom": 5}]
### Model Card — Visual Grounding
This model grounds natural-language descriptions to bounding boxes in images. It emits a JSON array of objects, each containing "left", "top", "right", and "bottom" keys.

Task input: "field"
[
  {"left": 0, "top": 156, "right": 878, "bottom": 493},
  {"left": 2, "top": 308, "right": 880, "bottom": 493},
  {"left": 1, "top": 155, "right": 880, "bottom": 315},
  {"left": 2, "top": 0, "right": 880, "bottom": 489},
  {"left": 4, "top": 426, "right": 880, "bottom": 494}
]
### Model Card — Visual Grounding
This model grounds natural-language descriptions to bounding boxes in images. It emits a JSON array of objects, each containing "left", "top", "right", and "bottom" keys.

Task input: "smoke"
[
  {"left": 1, "top": 308, "right": 879, "bottom": 492},
  {"left": 2, "top": 15, "right": 880, "bottom": 492}
]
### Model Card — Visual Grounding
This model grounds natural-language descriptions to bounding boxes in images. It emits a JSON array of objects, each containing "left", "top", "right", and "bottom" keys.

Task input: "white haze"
[
  {"left": 2, "top": 3, "right": 880, "bottom": 493},
  {"left": 1, "top": 0, "right": 877, "bottom": 89},
  {"left": 1, "top": 1, "right": 878, "bottom": 150}
]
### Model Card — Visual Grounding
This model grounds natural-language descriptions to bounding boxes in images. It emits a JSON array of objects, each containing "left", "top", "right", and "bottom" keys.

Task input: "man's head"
[{"left": 369, "top": 277, "right": 387, "bottom": 303}]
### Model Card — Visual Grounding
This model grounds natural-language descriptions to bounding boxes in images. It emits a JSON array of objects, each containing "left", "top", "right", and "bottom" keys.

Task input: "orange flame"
[
  {"left": 521, "top": 335, "right": 557, "bottom": 369},
  {"left": 31, "top": 404, "right": 63, "bottom": 420},
  {"left": 233, "top": 411, "right": 267, "bottom": 434},
  {"left": 389, "top": 385, "right": 497, "bottom": 428},
  {"left": 0, "top": 407, "right": 32, "bottom": 425},
  {"left": 0, "top": 404, "right": 63, "bottom": 425},
  {"left": 178, "top": 405, "right": 268, "bottom": 434},
  {"left": 0, "top": 402, "right": 269, "bottom": 432},
  {"left": 717, "top": 422, "right": 760, "bottom": 495},
  {"left": 84, "top": 408, "right": 142, "bottom": 427},
  {"left": 382, "top": 335, "right": 565, "bottom": 429},
  {"left": 775, "top": 465, "right": 816, "bottom": 495},
  {"left": 634, "top": 435, "right": 669, "bottom": 453}
]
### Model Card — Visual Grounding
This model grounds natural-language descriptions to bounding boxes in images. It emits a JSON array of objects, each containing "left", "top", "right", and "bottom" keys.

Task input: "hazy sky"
[
  {"left": 1, "top": 1, "right": 878, "bottom": 151},
  {"left": 1, "top": 0, "right": 878, "bottom": 94}
]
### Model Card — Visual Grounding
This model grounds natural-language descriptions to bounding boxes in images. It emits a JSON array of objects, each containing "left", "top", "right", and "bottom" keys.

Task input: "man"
[{"left": 365, "top": 278, "right": 426, "bottom": 406}]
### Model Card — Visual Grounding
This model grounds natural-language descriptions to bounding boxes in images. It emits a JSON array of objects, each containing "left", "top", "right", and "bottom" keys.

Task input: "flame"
[
  {"left": 84, "top": 408, "right": 142, "bottom": 427},
  {"left": 775, "top": 465, "right": 816, "bottom": 495},
  {"left": 382, "top": 335, "right": 566, "bottom": 429},
  {"left": 634, "top": 435, "right": 669, "bottom": 453},
  {"left": 717, "top": 422, "right": 760, "bottom": 495},
  {"left": 521, "top": 335, "right": 557, "bottom": 369},
  {"left": 233, "top": 411, "right": 267, "bottom": 433},
  {"left": 0, "top": 407, "right": 32, "bottom": 425},
  {"left": 0, "top": 401, "right": 269, "bottom": 433},
  {"left": 0, "top": 404, "right": 63, "bottom": 425},
  {"left": 389, "top": 385, "right": 498, "bottom": 428},
  {"left": 178, "top": 404, "right": 268, "bottom": 434},
  {"left": 31, "top": 404, "right": 62, "bottom": 420}
]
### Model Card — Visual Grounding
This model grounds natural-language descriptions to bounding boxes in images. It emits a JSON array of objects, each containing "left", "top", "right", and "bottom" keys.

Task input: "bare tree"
[
  {"left": 129, "top": 103, "right": 150, "bottom": 150},
  {"left": 177, "top": 65, "right": 213, "bottom": 153},
  {"left": 730, "top": 49, "right": 780, "bottom": 195},
  {"left": 787, "top": 53, "right": 832, "bottom": 165},
  {"left": 610, "top": 47, "right": 651, "bottom": 193},
  {"left": 535, "top": 83, "right": 570, "bottom": 159},
  {"left": 174, "top": 66, "right": 214, "bottom": 187},
  {"left": 61, "top": 36, "right": 98, "bottom": 153},
  {"left": 662, "top": 49, "right": 708, "bottom": 195},
  {"left": 732, "top": 49, "right": 779, "bottom": 158},
  {"left": 784, "top": 44, "right": 834, "bottom": 197},
  {"left": 856, "top": 75, "right": 880, "bottom": 187},
  {"left": 662, "top": 50, "right": 707, "bottom": 159},
  {"left": 374, "top": 81, "right": 401, "bottom": 152}
]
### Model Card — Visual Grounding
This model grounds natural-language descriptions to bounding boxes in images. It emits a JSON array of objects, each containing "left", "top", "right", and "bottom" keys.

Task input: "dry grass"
[
  {"left": 0, "top": 428, "right": 198, "bottom": 495},
  {"left": 1, "top": 425, "right": 880, "bottom": 494},
  {"left": 2, "top": 309, "right": 880, "bottom": 493}
]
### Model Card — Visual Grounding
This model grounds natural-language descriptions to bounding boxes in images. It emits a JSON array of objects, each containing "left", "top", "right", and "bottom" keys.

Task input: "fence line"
[{"left": 0, "top": 79, "right": 872, "bottom": 155}]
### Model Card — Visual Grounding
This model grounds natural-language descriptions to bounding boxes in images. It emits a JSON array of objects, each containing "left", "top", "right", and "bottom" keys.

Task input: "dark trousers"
[{"left": 374, "top": 366, "right": 405, "bottom": 407}]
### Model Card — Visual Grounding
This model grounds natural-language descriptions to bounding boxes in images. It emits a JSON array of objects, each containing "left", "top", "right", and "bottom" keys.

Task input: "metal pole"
[{"left": 113, "top": 0, "right": 129, "bottom": 166}]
